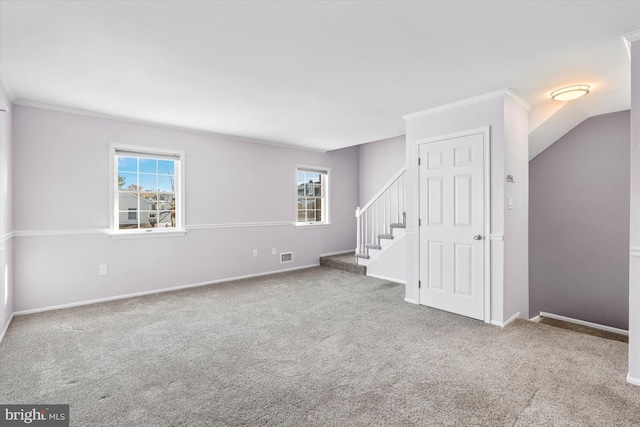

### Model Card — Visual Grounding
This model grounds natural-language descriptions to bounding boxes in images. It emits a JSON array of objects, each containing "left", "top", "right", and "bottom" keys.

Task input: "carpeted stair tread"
[{"left": 319, "top": 252, "right": 366, "bottom": 275}]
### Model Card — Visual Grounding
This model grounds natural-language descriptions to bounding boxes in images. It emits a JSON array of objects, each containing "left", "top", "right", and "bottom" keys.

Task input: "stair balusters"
[{"left": 355, "top": 167, "right": 406, "bottom": 261}]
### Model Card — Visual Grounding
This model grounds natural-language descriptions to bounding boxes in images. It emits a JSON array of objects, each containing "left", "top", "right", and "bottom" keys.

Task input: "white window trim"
[
  {"left": 109, "top": 143, "right": 186, "bottom": 238},
  {"left": 295, "top": 164, "right": 331, "bottom": 227}
]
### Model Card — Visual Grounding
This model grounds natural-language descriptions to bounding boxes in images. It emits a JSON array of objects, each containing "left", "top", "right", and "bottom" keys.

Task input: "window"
[
  {"left": 296, "top": 166, "right": 329, "bottom": 225},
  {"left": 110, "top": 144, "right": 185, "bottom": 235}
]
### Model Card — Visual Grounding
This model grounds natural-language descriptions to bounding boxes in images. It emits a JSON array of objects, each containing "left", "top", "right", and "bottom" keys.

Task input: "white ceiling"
[{"left": 1, "top": 1, "right": 638, "bottom": 156}]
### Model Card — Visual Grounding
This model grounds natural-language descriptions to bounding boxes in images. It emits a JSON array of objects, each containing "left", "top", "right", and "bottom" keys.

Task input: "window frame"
[
  {"left": 109, "top": 143, "right": 186, "bottom": 238},
  {"left": 295, "top": 165, "right": 331, "bottom": 227}
]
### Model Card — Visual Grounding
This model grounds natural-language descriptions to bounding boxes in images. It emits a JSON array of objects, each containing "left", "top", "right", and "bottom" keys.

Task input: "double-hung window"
[
  {"left": 296, "top": 166, "right": 329, "bottom": 225},
  {"left": 110, "top": 144, "right": 185, "bottom": 236}
]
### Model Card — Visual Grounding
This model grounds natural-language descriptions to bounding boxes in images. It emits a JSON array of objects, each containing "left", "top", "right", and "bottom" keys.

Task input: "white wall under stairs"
[
  {"left": 360, "top": 229, "right": 406, "bottom": 284},
  {"left": 355, "top": 165, "right": 407, "bottom": 284}
]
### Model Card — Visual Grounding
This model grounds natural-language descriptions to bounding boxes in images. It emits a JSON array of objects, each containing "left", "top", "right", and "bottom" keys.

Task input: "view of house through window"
[
  {"left": 115, "top": 151, "right": 180, "bottom": 231},
  {"left": 297, "top": 167, "right": 328, "bottom": 224}
]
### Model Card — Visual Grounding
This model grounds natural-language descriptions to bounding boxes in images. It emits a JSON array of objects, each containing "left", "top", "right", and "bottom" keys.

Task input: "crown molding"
[
  {"left": 12, "top": 99, "right": 329, "bottom": 154},
  {"left": 623, "top": 30, "right": 640, "bottom": 61},
  {"left": 0, "top": 69, "right": 16, "bottom": 102},
  {"left": 623, "top": 30, "right": 640, "bottom": 43},
  {"left": 403, "top": 88, "right": 530, "bottom": 121},
  {"left": 503, "top": 89, "right": 531, "bottom": 112}
]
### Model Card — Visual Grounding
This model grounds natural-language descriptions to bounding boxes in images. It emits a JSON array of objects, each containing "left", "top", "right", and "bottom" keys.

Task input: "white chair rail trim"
[{"left": 13, "top": 222, "right": 296, "bottom": 237}]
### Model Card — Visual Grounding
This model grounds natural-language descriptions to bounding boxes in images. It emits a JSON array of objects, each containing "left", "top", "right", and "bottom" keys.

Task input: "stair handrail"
[{"left": 357, "top": 166, "right": 407, "bottom": 215}]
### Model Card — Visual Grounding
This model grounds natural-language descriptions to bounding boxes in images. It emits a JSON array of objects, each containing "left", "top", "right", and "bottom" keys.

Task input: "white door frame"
[{"left": 415, "top": 127, "right": 491, "bottom": 323}]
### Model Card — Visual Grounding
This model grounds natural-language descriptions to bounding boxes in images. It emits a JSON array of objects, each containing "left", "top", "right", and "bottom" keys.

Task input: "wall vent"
[{"left": 280, "top": 252, "right": 293, "bottom": 263}]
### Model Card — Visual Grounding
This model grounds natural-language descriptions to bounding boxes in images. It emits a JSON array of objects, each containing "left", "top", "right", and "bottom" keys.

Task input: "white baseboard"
[
  {"left": 14, "top": 263, "right": 320, "bottom": 316},
  {"left": 627, "top": 374, "right": 640, "bottom": 387},
  {"left": 539, "top": 311, "right": 628, "bottom": 336},
  {"left": 0, "top": 313, "right": 14, "bottom": 344},
  {"left": 529, "top": 315, "right": 541, "bottom": 322},
  {"left": 491, "top": 311, "right": 520, "bottom": 328},
  {"left": 366, "top": 272, "right": 406, "bottom": 285},
  {"left": 404, "top": 298, "right": 418, "bottom": 304}
]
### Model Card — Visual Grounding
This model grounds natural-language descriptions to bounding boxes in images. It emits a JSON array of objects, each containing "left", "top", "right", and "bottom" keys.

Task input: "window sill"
[
  {"left": 110, "top": 230, "right": 187, "bottom": 239},
  {"left": 295, "top": 222, "right": 331, "bottom": 229}
]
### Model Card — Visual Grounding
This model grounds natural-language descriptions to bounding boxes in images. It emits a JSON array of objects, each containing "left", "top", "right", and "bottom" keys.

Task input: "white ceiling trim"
[
  {"left": 623, "top": 30, "right": 640, "bottom": 61},
  {"left": 403, "top": 88, "right": 530, "bottom": 121},
  {"left": 504, "top": 89, "right": 532, "bottom": 112},
  {"left": 623, "top": 29, "right": 640, "bottom": 42},
  {"left": 13, "top": 99, "right": 329, "bottom": 154},
  {"left": 0, "top": 73, "right": 16, "bottom": 102}
]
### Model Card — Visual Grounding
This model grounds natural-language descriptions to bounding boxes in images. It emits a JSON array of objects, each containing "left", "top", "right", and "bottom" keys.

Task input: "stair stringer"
[{"left": 358, "top": 230, "right": 406, "bottom": 284}]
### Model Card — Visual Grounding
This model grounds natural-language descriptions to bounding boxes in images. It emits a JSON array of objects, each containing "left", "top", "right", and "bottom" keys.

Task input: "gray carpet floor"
[{"left": 1, "top": 266, "right": 639, "bottom": 426}]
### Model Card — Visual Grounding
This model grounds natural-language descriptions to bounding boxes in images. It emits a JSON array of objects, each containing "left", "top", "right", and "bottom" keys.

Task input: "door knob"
[{"left": 473, "top": 234, "right": 483, "bottom": 240}]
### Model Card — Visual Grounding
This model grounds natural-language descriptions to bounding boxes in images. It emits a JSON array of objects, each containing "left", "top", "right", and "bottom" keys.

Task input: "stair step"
[
  {"left": 355, "top": 253, "right": 370, "bottom": 259},
  {"left": 320, "top": 252, "right": 366, "bottom": 275},
  {"left": 390, "top": 223, "right": 406, "bottom": 229},
  {"left": 365, "top": 243, "right": 381, "bottom": 250},
  {"left": 378, "top": 234, "right": 394, "bottom": 240}
]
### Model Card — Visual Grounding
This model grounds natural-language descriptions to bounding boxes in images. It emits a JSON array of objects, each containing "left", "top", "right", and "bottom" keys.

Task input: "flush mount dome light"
[{"left": 550, "top": 85, "right": 590, "bottom": 101}]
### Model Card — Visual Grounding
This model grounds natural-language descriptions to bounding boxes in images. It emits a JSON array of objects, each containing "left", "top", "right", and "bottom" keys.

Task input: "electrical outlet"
[
  {"left": 253, "top": 249, "right": 258, "bottom": 257},
  {"left": 272, "top": 248, "right": 276, "bottom": 256},
  {"left": 99, "top": 264, "right": 108, "bottom": 276}
]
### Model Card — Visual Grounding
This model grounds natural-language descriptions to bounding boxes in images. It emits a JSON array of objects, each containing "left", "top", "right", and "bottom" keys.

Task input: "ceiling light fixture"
[{"left": 550, "top": 85, "right": 590, "bottom": 101}]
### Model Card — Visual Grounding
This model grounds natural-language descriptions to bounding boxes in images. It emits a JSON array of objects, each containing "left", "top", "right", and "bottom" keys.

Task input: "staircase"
[{"left": 355, "top": 167, "right": 406, "bottom": 265}]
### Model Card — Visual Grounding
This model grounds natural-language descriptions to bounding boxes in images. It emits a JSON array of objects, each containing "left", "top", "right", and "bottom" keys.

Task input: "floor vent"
[{"left": 280, "top": 252, "right": 293, "bottom": 263}]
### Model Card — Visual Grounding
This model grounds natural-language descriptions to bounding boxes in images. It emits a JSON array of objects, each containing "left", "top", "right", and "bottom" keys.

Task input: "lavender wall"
[
  {"left": 529, "top": 111, "right": 631, "bottom": 329},
  {"left": 358, "top": 135, "right": 405, "bottom": 206},
  {"left": 0, "top": 82, "right": 14, "bottom": 340},
  {"left": 12, "top": 105, "right": 359, "bottom": 312}
]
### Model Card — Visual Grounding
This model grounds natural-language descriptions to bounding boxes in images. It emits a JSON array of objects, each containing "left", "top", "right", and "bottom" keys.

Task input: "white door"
[{"left": 418, "top": 132, "right": 486, "bottom": 321}]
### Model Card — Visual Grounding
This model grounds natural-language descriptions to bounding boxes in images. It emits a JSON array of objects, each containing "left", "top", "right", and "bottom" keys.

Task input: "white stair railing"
[{"left": 355, "top": 166, "right": 406, "bottom": 259}]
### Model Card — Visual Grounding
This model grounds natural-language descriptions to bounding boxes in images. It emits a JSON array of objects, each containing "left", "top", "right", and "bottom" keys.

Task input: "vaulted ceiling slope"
[{"left": 1, "top": 1, "right": 638, "bottom": 155}]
